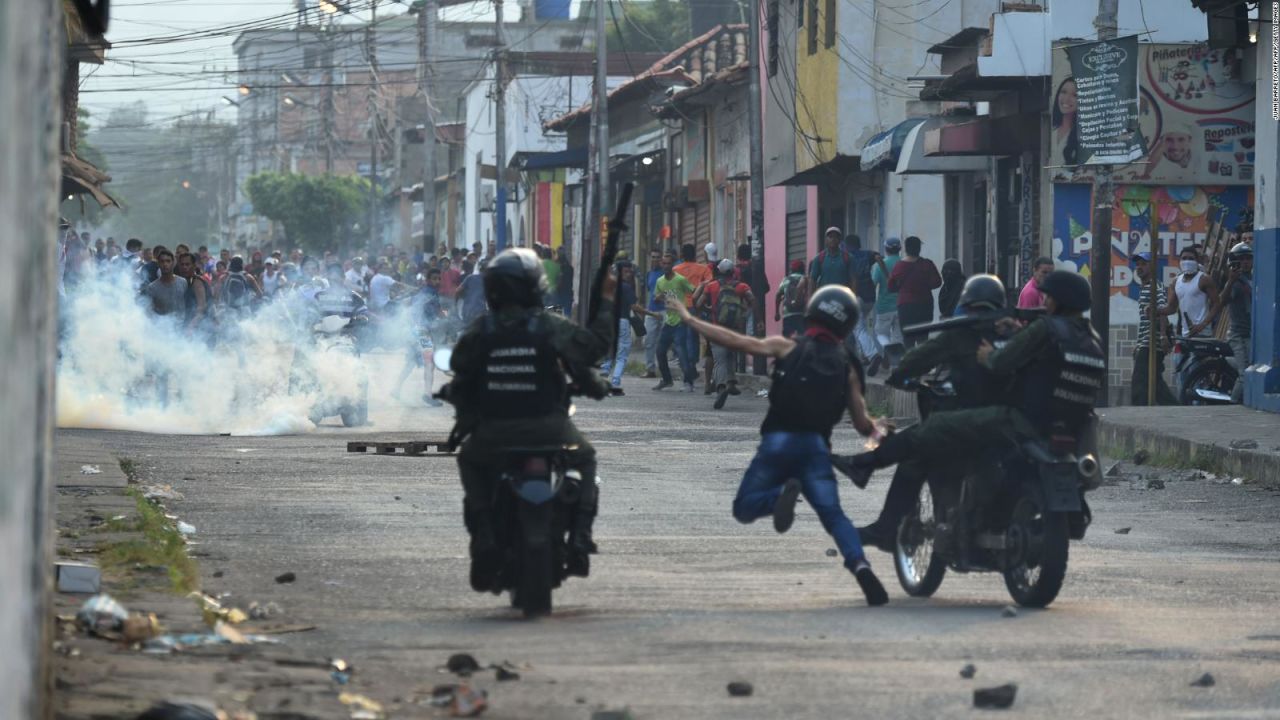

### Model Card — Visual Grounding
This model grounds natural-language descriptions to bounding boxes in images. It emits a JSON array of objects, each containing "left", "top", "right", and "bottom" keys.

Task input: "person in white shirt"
[
  {"left": 261, "top": 257, "right": 284, "bottom": 296},
  {"left": 345, "top": 258, "right": 366, "bottom": 293},
  {"left": 367, "top": 261, "right": 396, "bottom": 311},
  {"left": 1165, "top": 244, "right": 1221, "bottom": 338}
]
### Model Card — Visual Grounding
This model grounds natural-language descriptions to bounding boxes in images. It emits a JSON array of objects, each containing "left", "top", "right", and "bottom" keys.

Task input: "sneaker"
[
  {"left": 773, "top": 478, "right": 801, "bottom": 533},
  {"left": 683, "top": 382, "right": 696, "bottom": 393},
  {"left": 832, "top": 454, "right": 873, "bottom": 489},
  {"left": 713, "top": 385, "right": 729, "bottom": 410},
  {"left": 866, "top": 354, "right": 883, "bottom": 378},
  {"left": 858, "top": 522, "right": 896, "bottom": 554},
  {"left": 610, "top": 386, "right": 625, "bottom": 397},
  {"left": 652, "top": 380, "right": 673, "bottom": 391},
  {"left": 851, "top": 559, "right": 889, "bottom": 606}
]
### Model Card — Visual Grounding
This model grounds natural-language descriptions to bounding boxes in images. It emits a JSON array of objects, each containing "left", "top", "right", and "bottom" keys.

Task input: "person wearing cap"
[
  {"left": 871, "top": 238, "right": 904, "bottom": 370},
  {"left": 1215, "top": 236, "right": 1253, "bottom": 402},
  {"left": 1131, "top": 252, "right": 1177, "bottom": 406},
  {"left": 775, "top": 259, "right": 810, "bottom": 338},
  {"left": 834, "top": 270, "right": 1104, "bottom": 494}
]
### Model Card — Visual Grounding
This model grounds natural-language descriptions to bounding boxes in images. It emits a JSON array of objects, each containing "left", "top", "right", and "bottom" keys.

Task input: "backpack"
[
  {"left": 810, "top": 249, "right": 852, "bottom": 286},
  {"left": 782, "top": 275, "right": 808, "bottom": 314},
  {"left": 222, "top": 271, "right": 250, "bottom": 310},
  {"left": 768, "top": 336, "right": 855, "bottom": 435},
  {"left": 713, "top": 282, "right": 747, "bottom": 331}
]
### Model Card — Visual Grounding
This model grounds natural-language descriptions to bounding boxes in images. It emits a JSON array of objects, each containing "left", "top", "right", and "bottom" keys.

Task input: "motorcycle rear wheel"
[
  {"left": 516, "top": 504, "right": 555, "bottom": 618},
  {"left": 1002, "top": 490, "right": 1069, "bottom": 608},
  {"left": 894, "top": 479, "right": 947, "bottom": 597},
  {"left": 1179, "top": 359, "right": 1236, "bottom": 405}
]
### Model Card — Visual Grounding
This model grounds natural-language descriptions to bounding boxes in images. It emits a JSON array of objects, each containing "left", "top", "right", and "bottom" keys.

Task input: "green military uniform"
[
  {"left": 888, "top": 325, "right": 1010, "bottom": 408},
  {"left": 450, "top": 301, "right": 615, "bottom": 502}
]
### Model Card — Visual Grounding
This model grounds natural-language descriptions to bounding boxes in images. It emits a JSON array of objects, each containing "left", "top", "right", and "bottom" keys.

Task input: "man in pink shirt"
[{"left": 1017, "top": 256, "right": 1054, "bottom": 309}]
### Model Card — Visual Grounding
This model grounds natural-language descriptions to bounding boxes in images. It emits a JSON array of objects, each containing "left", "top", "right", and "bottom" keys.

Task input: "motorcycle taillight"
[
  {"left": 1049, "top": 435, "right": 1076, "bottom": 455},
  {"left": 522, "top": 457, "right": 549, "bottom": 475},
  {"left": 1172, "top": 342, "right": 1183, "bottom": 355}
]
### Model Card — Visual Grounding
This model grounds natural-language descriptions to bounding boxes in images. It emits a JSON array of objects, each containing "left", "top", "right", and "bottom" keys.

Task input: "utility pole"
[
  {"left": 593, "top": 0, "right": 609, "bottom": 253},
  {"left": 494, "top": 0, "right": 508, "bottom": 250},
  {"left": 1089, "top": 0, "right": 1118, "bottom": 406},
  {"left": 418, "top": 0, "right": 438, "bottom": 253},
  {"left": 746, "top": 0, "right": 766, "bottom": 373},
  {"left": 579, "top": 59, "right": 599, "bottom": 324},
  {"left": 322, "top": 26, "right": 335, "bottom": 173},
  {"left": 367, "top": 0, "right": 380, "bottom": 250}
]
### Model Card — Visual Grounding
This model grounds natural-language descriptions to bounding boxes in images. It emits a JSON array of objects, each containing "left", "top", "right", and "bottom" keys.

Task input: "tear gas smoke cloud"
[{"left": 55, "top": 266, "right": 418, "bottom": 435}]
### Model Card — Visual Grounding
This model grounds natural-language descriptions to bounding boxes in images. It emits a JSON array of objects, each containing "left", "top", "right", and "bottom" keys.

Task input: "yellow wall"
[{"left": 793, "top": 0, "right": 839, "bottom": 172}]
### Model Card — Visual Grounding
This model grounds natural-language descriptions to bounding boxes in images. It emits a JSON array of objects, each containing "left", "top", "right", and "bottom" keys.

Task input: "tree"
[
  {"left": 605, "top": 0, "right": 690, "bottom": 54},
  {"left": 245, "top": 172, "right": 370, "bottom": 255}
]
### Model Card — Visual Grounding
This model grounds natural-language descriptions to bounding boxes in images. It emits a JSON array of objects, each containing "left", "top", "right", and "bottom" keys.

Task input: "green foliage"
[
  {"left": 605, "top": 0, "right": 690, "bottom": 54},
  {"left": 245, "top": 172, "right": 370, "bottom": 254}
]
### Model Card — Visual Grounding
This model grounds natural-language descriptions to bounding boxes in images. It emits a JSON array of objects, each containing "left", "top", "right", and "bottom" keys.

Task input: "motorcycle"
[
  {"left": 298, "top": 314, "right": 370, "bottom": 428},
  {"left": 432, "top": 348, "right": 593, "bottom": 618},
  {"left": 888, "top": 376, "right": 1099, "bottom": 608},
  {"left": 1173, "top": 336, "right": 1237, "bottom": 405}
]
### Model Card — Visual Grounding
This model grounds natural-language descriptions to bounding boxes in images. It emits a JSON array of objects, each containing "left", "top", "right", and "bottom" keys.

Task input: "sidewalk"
[{"left": 1097, "top": 405, "right": 1280, "bottom": 485}]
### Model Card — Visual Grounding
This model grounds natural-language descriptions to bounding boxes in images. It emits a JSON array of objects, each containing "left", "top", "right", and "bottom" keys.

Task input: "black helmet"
[
  {"left": 1229, "top": 242, "right": 1253, "bottom": 259},
  {"left": 805, "top": 285, "right": 860, "bottom": 337},
  {"left": 957, "top": 274, "right": 1005, "bottom": 312},
  {"left": 1040, "top": 270, "right": 1091, "bottom": 314},
  {"left": 484, "top": 248, "right": 547, "bottom": 309}
]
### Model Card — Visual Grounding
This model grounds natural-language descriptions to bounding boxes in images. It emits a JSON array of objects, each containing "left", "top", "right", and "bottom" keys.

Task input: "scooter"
[
  {"left": 889, "top": 377, "right": 1099, "bottom": 608},
  {"left": 1173, "top": 336, "right": 1237, "bottom": 405}
]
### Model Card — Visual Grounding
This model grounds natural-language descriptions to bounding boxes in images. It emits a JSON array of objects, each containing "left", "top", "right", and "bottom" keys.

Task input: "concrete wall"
[
  {"left": 1245, "top": 13, "right": 1280, "bottom": 411},
  {"left": 0, "top": 1, "right": 63, "bottom": 717}
]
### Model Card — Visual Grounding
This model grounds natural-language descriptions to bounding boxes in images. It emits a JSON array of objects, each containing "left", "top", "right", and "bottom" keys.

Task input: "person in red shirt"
[
  {"left": 887, "top": 236, "right": 942, "bottom": 349},
  {"left": 694, "top": 259, "right": 755, "bottom": 408},
  {"left": 438, "top": 255, "right": 462, "bottom": 336},
  {"left": 674, "top": 243, "right": 713, "bottom": 386}
]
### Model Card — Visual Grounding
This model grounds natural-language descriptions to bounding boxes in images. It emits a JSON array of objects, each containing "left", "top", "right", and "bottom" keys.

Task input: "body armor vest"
[
  {"left": 1019, "top": 316, "right": 1105, "bottom": 433},
  {"left": 474, "top": 312, "right": 566, "bottom": 420}
]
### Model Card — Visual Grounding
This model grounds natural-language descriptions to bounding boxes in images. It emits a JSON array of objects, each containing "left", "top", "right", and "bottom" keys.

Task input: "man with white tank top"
[{"left": 1164, "top": 244, "right": 1221, "bottom": 398}]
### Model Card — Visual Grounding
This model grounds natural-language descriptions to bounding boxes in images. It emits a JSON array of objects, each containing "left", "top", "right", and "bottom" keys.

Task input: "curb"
[{"left": 1096, "top": 418, "right": 1280, "bottom": 484}]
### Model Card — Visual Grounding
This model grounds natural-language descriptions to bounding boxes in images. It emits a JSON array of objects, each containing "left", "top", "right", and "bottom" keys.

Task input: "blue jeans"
[
  {"left": 733, "top": 432, "right": 865, "bottom": 562},
  {"left": 601, "top": 318, "right": 633, "bottom": 387},
  {"left": 657, "top": 322, "right": 694, "bottom": 384}
]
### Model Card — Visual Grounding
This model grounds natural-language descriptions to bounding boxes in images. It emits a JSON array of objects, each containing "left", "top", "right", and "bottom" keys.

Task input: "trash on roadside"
[
  {"left": 1115, "top": 527, "right": 1132, "bottom": 535},
  {"left": 1229, "top": 439, "right": 1258, "bottom": 450},
  {"left": 824, "top": 548, "right": 838, "bottom": 557},
  {"left": 77, "top": 594, "right": 128, "bottom": 637},
  {"left": 142, "top": 484, "right": 185, "bottom": 502},
  {"left": 1001, "top": 605, "right": 1018, "bottom": 618},
  {"left": 973, "top": 683, "right": 1018, "bottom": 709},
  {"left": 446, "top": 653, "right": 481, "bottom": 676},
  {"left": 494, "top": 665, "right": 520, "bottom": 681},
  {"left": 57, "top": 561, "right": 102, "bottom": 594},
  {"left": 190, "top": 592, "right": 249, "bottom": 626},
  {"left": 1231, "top": 477, "right": 1244, "bottom": 486},
  {"left": 959, "top": 663, "right": 977, "bottom": 679},
  {"left": 248, "top": 601, "right": 283, "bottom": 620},
  {"left": 142, "top": 627, "right": 279, "bottom": 654},
  {"left": 338, "top": 692, "right": 384, "bottom": 719},
  {"left": 756, "top": 389, "right": 769, "bottom": 398},
  {"left": 123, "top": 612, "right": 163, "bottom": 642},
  {"left": 727, "top": 680, "right": 754, "bottom": 697},
  {"left": 274, "top": 571, "right": 297, "bottom": 584},
  {"left": 427, "top": 684, "right": 487, "bottom": 717},
  {"left": 331, "top": 658, "right": 354, "bottom": 685},
  {"left": 80, "top": 465, "right": 102, "bottom": 475},
  {"left": 1146, "top": 479, "right": 1166, "bottom": 490},
  {"left": 1190, "top": 672, "right": 1216, "bottom": 688},
  {"left": 176, "top": 521, "right": 197, "bottom": 535},
  {"left": 235, "top": 448, "right": 254, "bottom": 453}
]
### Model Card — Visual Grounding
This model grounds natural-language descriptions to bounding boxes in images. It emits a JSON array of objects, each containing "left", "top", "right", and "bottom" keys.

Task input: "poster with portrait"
[
  {"left": 1050, "top": 42, "right": 1255, "bottom": 185},
  {"left": 1063, "top": 36, "right": 1144, "bottom": 165},
  {"left": 1052, "top": 183, "right": 1253, "bottom": 324}
]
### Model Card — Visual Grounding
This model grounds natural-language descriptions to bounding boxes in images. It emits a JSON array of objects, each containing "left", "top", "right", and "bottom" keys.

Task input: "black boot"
[
  {"left": 463, "top": 500, "right": 500, "bottom": 592},
  {"left": 567, "top": 473, "right": 598, "bottom": 578},
  {"left": 833, "top": 431, "right": 916, "bottom": 488},
  {"left": 857, "top": 521, "right": 896, "bottom": 553},
  {"left": 847, "top": 557, "right": 889, "bottom": 606}
]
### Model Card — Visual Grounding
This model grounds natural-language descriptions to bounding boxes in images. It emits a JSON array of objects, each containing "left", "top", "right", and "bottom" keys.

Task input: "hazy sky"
[{"left": 82, "top": 0, "right": 565, "bottom": 127}]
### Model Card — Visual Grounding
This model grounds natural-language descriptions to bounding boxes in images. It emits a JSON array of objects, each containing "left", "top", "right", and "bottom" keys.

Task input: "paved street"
[{"left": 57, "top": 353, "right": 1280, "bottom": 719}]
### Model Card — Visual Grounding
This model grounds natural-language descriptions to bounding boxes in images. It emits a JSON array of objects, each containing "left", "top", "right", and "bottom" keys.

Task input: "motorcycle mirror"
[{"left": 433, "top": 347, "right": 453, "bottom": 373}]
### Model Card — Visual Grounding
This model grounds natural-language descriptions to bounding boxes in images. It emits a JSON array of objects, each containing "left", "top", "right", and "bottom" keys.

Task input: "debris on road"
[
  {"left": 973, "top": 683, "right": 1018, "bottom": 709},
  {"left": 122, "top": 612, "right": 163, "bottom": 642},
  {"left": 446, "top": 653, "right": 481, "bottom": 676},
  {"left": 338, "top": 692, "right": 385, "bottom": 719},
  {"left": 1190, "top": 672, "right": 1216, "bottom": 688},
  {"left": 76, "top": 594, "right": 128, "bottom": 636},
  {"left": 494, "top": 665, "right": 521, "bottom": 681},
  {"left": 1115, "top": 527, "right": 1132, "bottom": 535},
  {"left": 56, "top": 561, "right": 102, "bottom": 594},
  {"left": 1001, "top": 605, "right": 1018, "bottom": 618},
  {"left": 1229, "top": 439, "right": 1258, "bottom": 450},
  {"left": 1231, "top": 477, "right": 1244, "bottom": 486},
  {"left": 248, "top": 600, "right": 282, "bottom": 620},
  {"left": 727, "top": 680, "right": 754, "bottom": 697},
  {"left": 1147, "top": 479, "right": 1166, "bottom": 490},
  {"left": 274, "top": 571, "right": 297, "bottom": 584},
  {"left": 79, "top": 464, "right": 102, "bottom": 475},
  {"left": 428, "top": 684, "right": 488, "bottom": 717},
  {"left": 1133, "top": 449, "right": 1150, "bottom": 465},
  {"left": 1105, "top": 461, "right": 1123, "bottom": 477},
  {"left": 825, "top": 548, "right": 838, "bottom": 557},
  {"left": 176, "top": 521, "right": 197, "bottom": 535},
  {"left": 142, "top": 484, "right": 184, "bottom": 501},
  {"left": 959, "top": 664, "right": 977, "bottom": 679},
  {"left": 331, "top": 658, "right": 354, "bottom": 684},
  {"left": 191, "top": 592, "right": 248, "bottom": 626}
]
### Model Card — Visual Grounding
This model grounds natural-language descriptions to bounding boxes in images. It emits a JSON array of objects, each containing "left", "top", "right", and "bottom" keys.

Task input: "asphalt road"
[{"left": 63, "top": 352, "right": 1280, "bottom": 718}]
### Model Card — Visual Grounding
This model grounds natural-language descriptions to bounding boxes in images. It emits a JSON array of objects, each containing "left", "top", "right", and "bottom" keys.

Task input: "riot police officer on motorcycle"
[
  {"left": 843, "top": 274, "right": 1017, "bottom": 551},
  {"left": 835, "top": 271, "right": 1103, "bottom": 493},
  {"left": 442, "top": 248, "right": 615, "bottom": 592}
]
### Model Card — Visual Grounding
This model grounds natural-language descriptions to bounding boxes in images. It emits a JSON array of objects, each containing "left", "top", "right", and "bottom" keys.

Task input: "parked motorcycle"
[
  {"left": 889, "top": 377, "right": 1099, "bottom": 608},
  {"left": 1174, "top": 336, "right": 1237, "bottom": 405},
  {"left": 432, "top": 348, "right": 592, "bottom": 618}
]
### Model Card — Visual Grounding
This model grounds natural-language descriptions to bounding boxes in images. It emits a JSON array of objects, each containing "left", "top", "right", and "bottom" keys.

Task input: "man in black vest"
[
  {"left": 665, "top": 285, "right": 890, "bottom": 606},
  {"left": 835, "top": 271, "right": 1103, "bottom": 490},
  {"left": 447, "top": 249, "right": 615, "bottom": 591}
]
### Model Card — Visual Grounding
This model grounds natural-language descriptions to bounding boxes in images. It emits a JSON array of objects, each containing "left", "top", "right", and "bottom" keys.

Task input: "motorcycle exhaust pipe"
[{"left": 1077, "top": 453, "right": 1099, "bottom": 479}]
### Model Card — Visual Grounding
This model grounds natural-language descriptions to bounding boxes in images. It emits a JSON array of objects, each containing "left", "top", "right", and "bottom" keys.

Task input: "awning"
[
  {"left": 859, "top": 118, "right": 927, "bottom": 171},
  {"left": 776, "top": 153, "right": 863, "bottom": 186},
  {"left": 510, "top": 147, "right": 588, "bottom": 171},
  {"left": 61, "top": 153, "right": 118, "bottom": 208},
  {"left": 894, "top": 118, "right": 991, "bottom": 174},
  {"left": 923, "top": 114, "right": 1039, "bottom": 157}
]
